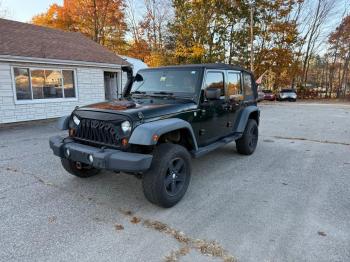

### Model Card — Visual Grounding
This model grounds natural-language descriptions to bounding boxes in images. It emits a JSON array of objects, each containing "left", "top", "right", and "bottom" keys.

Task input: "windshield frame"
[{"left": 130, "top": 67, "right": 204, "bottom": 101}]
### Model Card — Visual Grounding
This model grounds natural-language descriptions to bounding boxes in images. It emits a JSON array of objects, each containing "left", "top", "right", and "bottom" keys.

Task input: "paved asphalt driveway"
[{"left": 0, "top": 103, "right": 349, "bottom": 262}]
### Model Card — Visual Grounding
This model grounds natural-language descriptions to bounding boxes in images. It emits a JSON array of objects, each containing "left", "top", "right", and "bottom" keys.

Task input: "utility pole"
[{"left": 250, "top": 3, "right": 254, "bottom": 72}]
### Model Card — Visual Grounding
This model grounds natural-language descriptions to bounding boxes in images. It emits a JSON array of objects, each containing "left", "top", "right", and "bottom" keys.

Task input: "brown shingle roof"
[{"left": 0, "top": 18, "right": 129, "bottom": 66}]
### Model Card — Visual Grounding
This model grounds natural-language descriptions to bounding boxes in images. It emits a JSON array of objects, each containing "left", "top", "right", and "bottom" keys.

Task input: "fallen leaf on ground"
[
  {"left": 119, "top": 209, "right": 133, "bottom": 216},
  {"left": 130, "top": 216, "right": 141, "bottom": 224},
  {"left": 318, "top": 231, "right": 327, "bottom": 236},
  {"left": 115, "top": 224, "right": 124, "bottom": 230},
  {"left": 164, "top": 246, "right": 190, "bottom": 262},
  {"left": 48, "top": 216, "right": 57, "bottom": 223}
]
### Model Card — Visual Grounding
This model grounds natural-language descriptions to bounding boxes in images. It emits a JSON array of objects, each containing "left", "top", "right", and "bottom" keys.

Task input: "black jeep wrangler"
[{"left": 50, "top": 64, "right": 260, "bottom": 207}]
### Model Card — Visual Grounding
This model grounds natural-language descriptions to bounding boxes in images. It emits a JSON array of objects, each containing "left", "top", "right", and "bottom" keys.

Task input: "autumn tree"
[
  {"left": 170, "top": 0, "right": 237, "bottom": 64},
  {"left": 124, "top": 0, "right": 173, "bottom": 66},
  {"left": 170, "top": 0, "right": 302, "bottom": 89},
  {"left": 298, "top": 0, "right": 335, "bottom": 88},
  {"left": 32, "top": 4, "right": 72, "bottom": 31},
  {"left": 327, "top": 15, "right": 350, "bottom": 97},
  {"left": 252, "top": 0, "right": 302, "bottom": 89},
  {"left": 32, "top": 0, "right": 127, "bottom": 53}
]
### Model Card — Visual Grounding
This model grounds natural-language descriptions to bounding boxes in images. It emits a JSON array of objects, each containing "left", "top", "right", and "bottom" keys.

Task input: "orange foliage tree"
[{"left": 32, "top": 0, "right": 127, "bottom": 53}]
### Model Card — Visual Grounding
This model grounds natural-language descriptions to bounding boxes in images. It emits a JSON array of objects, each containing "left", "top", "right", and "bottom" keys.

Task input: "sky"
[
  {"left": 1, "top": 0, "right": 63, "bottom": 22},
  {"left": 1, "top": 0, "right": 348, "bottom": 24},
  {"left": 0, "top": 0, "right": 348, "bottom": 53}
]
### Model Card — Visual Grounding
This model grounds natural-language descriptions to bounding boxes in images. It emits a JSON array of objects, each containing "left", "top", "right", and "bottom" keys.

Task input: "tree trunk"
[{"left": 93, "top": 0, "right": 99, "bottom": 43}]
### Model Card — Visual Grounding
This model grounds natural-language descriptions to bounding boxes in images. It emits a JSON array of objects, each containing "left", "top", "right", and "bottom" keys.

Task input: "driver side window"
[{"left": 205, "top": 72, "right": 224, "bottom": 96}]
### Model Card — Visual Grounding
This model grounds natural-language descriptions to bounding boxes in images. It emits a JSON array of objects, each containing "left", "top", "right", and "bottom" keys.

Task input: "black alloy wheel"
[
  {"left": 142, "top": 143, "right": 192, "bottom": 208},
  {"left": 236, "top": 119, "right": 259, "bottom": 155},
  {"left": 164, "top": 158, "right": 187, "bottom": 196}
]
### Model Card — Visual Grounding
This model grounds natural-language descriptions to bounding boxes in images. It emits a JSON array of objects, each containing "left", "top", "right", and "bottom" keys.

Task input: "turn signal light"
[
  {"left": 69, "top": 128, "right": 76, "bottom": 137},
  {"left": 152, "top": 134, "right": 159, "bottom": 142},
  {"left": 121, "top": 138, "right": 128, "bottom": 146}
]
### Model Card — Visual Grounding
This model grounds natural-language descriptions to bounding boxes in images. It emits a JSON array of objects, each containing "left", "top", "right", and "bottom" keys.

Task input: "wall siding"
[{"left": 0, "top": 62, "right": 113, "bottom": 124}]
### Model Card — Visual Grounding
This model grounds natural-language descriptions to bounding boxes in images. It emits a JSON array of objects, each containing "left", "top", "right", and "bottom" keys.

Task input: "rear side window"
[
  {"left": 227, "top": 72, "right": 242, "bottom": 96},
  {"left": 243, "top": 72, "right": 253, "bottom": 97},
  {"left": 205, "top": 72, "right": 224, "bottom": 96}
]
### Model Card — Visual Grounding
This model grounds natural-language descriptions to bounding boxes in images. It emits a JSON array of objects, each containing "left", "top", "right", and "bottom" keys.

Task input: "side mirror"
[
  {"left": 205, "top": 88, "right": 221, "bottom": 100},
  {"left": 134, "top": 74, "right": 143, "bottom": 82}
]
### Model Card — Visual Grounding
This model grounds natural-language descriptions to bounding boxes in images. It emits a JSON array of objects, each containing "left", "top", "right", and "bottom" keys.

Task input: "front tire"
[
  {"left": 142, "top": 143, "right": 192, "bottom": 208},
  {"left": 61, "top": 158, "right": 101, "bottom": 178},
  {"left": 236, "top": 119, "right": 259, "bottom": 155}
]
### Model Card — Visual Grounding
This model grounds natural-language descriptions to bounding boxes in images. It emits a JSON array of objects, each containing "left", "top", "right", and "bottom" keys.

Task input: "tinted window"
[
  {"left": 31, "top": 70, "right": 45, "bottom": 99},
  {"left": 44, "top": 70, "right": 63, "bottom": 98},
  {"left": 13, "top": 67, "right": 76, "bottom": 100},
  {"left": 243, "top": 73, "right": 253, "bottom": 97},
  {"left": 205, "top": 72, "right": 224, "bottom": 96},
  {"left": 32, "top": 70, "right": 63, "bottom": 99},
  {"left": 227, "top": 72, "right": 241, "bottom": 96},
  {"left": 63, "top": 70, "right": 76, "bottom": 98},
  {"left": 14, "top": 68, "right": 31, "bottom": 100},
  {"left": 132, "top": 69, "right": 199, "bottom": 94}
]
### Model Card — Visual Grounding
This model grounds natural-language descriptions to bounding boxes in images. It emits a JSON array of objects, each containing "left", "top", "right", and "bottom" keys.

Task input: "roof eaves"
[{"left": 0, "top": 55, "right": 124, "bottom": 69}]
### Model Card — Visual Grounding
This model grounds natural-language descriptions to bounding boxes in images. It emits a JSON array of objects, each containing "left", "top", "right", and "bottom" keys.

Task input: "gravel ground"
[{"left": 0, "top": 102, "right": 349, "bottom": 262}]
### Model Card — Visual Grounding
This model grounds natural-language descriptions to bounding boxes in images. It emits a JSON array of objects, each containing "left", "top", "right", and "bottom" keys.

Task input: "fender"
[
  {"left": 234, "top": 105, "right": 260, "bottom": 133},
  {"left": 129, "top": 118, "right": 198, "bottom": 150},
  {"left": 57, "top": 115, "right": 70, "bottom": 130}
]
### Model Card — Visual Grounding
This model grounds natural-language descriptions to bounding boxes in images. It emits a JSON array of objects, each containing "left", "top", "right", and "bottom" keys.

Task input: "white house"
[{"left": 0, "top": 18, "right": 131, "bottom": 124}]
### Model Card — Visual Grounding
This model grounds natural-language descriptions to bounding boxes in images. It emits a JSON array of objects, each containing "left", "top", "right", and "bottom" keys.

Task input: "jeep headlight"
[
  {"left": 72, "top": 115, "right": 80, "bottom": 126},
  {"left": 121, "top": 121, "right": 131, "bottom": 133}
]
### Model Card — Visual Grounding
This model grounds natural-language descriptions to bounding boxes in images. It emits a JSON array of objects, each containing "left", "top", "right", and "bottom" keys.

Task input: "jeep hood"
[{"left": 75, "top": 99, "right": 197, "bottom": 121}]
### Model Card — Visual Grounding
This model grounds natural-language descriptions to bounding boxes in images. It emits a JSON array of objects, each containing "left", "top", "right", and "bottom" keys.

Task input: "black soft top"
[{"left": 141, "top": 63, "right": 250, "bottom": 73}]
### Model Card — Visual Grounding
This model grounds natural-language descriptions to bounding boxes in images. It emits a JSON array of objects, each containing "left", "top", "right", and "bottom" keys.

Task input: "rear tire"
[
  {"left": 236, "top": 119, "right": 258, "bottom": 155},
  {"left": 61, "top": 158, "right": 101, "bottom": 178},
  {"left": 142, "top": 143, "right": 191, "bottom": 208}
]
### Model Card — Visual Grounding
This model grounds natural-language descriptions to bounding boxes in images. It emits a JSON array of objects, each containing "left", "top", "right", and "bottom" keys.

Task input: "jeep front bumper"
[{"left": 49, "top": 136, "right": 153, "bottom": 172}]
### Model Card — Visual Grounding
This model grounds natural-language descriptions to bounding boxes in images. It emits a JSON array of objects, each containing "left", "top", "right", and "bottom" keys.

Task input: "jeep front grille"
[{"left": 75, "top": 119, "right": 121, "bottom": 147}]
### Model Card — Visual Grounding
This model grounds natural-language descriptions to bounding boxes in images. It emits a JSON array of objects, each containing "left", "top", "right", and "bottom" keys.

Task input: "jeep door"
[
  {"left": 226, "top": 70, "right": 244, "bottom": 131},
  {"left": 197, "top": 70, "right": 231, "bottom": 146}
]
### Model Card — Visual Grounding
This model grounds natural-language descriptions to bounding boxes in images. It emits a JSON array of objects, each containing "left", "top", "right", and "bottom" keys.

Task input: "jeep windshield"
[{"left": 131, "top": 69, "right": 200, "bottom": 98}]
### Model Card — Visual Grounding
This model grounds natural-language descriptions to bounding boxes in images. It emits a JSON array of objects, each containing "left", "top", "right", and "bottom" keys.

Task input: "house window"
[
  {"left": 13, "top": 67, "right": 76, "bottom": 101},
  {"left": 14, "top": 68, "right": 31, "bottom": 100},
  {"left": 63, "top": 70, "right": 76, "bottom": 98}
]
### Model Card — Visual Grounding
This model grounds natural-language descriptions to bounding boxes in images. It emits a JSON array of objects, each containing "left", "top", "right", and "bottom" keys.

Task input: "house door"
[{"left": 104, "top": 72, "right": 118, "bottom": 100}]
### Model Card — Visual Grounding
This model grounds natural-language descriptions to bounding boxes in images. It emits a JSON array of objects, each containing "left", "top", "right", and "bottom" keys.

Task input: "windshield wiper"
[
  {"left": 151, "top": 92, "right": 196, "bottom": 103},
  {"left": 131, "top": 90, "right": 147, "bottom": 95},
  {"left": 152, "top": 91, "right": 174, "bottom": 96}
]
